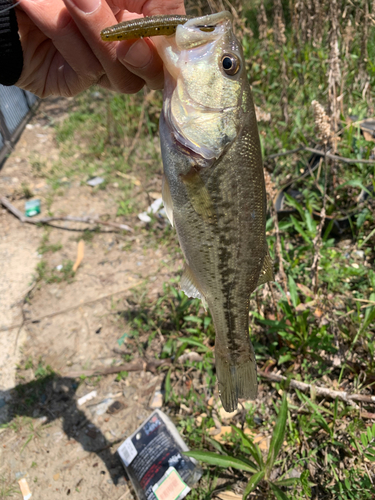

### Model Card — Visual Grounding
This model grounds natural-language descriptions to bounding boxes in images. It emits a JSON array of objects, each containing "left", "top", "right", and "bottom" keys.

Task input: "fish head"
[{"left": 155, "top": 12, "right": 247, "bottom": 162}]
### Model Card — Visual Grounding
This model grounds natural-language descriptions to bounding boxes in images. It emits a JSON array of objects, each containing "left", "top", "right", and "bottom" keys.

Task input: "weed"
[
  {"left": 35, "top": 259, "right": 75, "bottom": 284},
  {"left": 21, "top": 183, "right": 34, "bottom": 199},
  {"left": 78, "top": 228, "right": 100, "bottom": 243},
  {"left": 38, "top": 230, "right": 62, "bottom": 255},
  {"left": 185, "top": 395, "right": 303, "bottom": 499},
  {"left": 0, "top": 475, "right": 18, "bottom": 499}
]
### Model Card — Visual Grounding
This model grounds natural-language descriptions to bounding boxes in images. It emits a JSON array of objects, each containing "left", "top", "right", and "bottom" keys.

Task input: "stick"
[
  {"left": 265, "top": 145, "right": 375, "bottom": 164},
  {"left": 258, "top": 370, "right": 375, "bottom": 405},
  {"left": 311, "top": 150, "right": 328, "bottom": 294},
  {"left": 0, "top": 197, "right": 133, "bottom": 232},
  {"left": 65, "top": 356, "right": 375, "bottom": 407},
  {"left": 270, "top": 201, "right": 289, "bottom": 300},
  {"left": 64, "top": 358, "right": 172, "bottom": 378},
  {"left": 265, "top": 147, "right": 304, "bottom": 160},
  {"left": 0, "top": 281, "right": 143, "bottom": 332}
]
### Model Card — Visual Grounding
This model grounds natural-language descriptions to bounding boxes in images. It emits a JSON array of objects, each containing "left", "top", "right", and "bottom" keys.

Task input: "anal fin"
[
  {"left": 256, "top": 252, "right": 274, "bottom": 288},
  {"left": 162, "top": 174, "right": 174, "bottom": 227},
  {"left": 180, "top": 264, "right": 207, "bottom": 309}
]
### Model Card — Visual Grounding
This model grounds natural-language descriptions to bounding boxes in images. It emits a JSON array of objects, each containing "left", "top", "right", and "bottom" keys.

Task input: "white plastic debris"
[
  {"left": 56, "top": 264, "right": 63, "bottom": 271},
  {"left": 86, "top": 177, "right": 104, "bottom": 187},
  {"left": 138, "top": 212, "right": 152, "bottom": 223},
  {"left": 147, "top": 197, "right": 163, "bottom": 214},
  {"left": 92, "top": 397, "right": 113, "bottom": 415},
  {"left": 138, "top": 197, "right": 165, "bottom": 223},
  {"left": 77, "top": 390, "right": 97, "bottom": 406}
]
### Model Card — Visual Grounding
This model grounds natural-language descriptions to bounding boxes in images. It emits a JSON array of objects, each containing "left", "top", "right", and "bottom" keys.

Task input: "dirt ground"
[{"left": 0, "top": 98, "right": 182, "bottom": 499}]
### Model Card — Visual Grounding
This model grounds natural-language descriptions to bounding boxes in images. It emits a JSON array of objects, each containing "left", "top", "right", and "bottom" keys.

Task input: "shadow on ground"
[{"left": 0, "top": 374, "right": 125, "bottom": 485}]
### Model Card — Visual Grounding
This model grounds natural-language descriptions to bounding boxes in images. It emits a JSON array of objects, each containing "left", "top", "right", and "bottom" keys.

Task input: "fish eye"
[{"left": 221, "top": 54, "right": 240, "bottom": 76}]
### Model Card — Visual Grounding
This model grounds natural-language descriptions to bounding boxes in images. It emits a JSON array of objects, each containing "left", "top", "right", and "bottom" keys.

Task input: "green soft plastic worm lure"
[{"left": 100, "top": 14, "right": 214, "bottom": 41}]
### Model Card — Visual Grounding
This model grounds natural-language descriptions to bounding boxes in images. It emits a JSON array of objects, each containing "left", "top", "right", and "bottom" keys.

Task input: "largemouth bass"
[{"left": 102, "top": 12, "right": 273, "bottom": 411}]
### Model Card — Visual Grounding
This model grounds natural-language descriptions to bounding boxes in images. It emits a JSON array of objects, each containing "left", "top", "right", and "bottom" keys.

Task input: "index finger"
[{"left": 62, "top": 0, "right": 146, "bottom": 93}]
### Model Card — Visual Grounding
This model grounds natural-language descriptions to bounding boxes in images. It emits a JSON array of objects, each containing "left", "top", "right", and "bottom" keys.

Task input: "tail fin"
[{"left": 216, "top": 351, "right": 258, "bottom": 412}]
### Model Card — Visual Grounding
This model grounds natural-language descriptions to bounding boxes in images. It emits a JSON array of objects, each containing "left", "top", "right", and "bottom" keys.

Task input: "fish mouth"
[{"left": 157, "top": 10, "right": 242, "bottom": 162}]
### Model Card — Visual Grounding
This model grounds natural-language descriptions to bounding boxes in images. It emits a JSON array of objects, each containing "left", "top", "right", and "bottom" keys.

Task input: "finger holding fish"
[{"left": 4, "top": 0, "right": 185, "bottom": 96}]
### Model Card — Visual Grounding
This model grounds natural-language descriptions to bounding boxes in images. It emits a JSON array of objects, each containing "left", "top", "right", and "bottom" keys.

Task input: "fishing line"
[{"left": 0, "top": 0, "right": 22, "bottom": 13}]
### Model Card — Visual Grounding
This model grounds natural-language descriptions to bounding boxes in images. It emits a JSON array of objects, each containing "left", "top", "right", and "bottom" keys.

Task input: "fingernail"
[
  {"left": 71, "top": 0, "right": 100, "bottom": 14},
  {"left": 122, "top": 39, "right": 152, "bottom": 68}
]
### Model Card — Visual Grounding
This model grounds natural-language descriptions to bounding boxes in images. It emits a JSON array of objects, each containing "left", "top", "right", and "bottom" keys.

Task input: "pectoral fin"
[
  {"left": 256, "top": 252, "right": 274, "bottom": 288},
  {"left": 181, "top": 168, "right": 216, "bottom": 223},
  {"left": 162, "top": 174, "right": 174, "bottom": 226}
]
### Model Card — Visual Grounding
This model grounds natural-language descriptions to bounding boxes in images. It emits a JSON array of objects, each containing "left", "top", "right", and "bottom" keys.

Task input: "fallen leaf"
[
  {"left": 253, "top": 434, "right": 269, "bottom": 451},
  {"left": 297, "top": 283, "right": 314, "bottom": 297},
  {"left": 72, "top": 240, "right": 84, "bottom": 273},
  {"left": 216, "top": 491, "right": 242, "bottom": 500},
  {"left": 209, "top": 425, "right": 233, "bottom": 443},
  {"left": 195, "top": 413, "right": 207, "bottom": 426},
  {"left": 313, "top": 308, "right": 323, "bottom": 318},
  {"left": 149, "top": 192, "right": 162, "bottom": 200}
]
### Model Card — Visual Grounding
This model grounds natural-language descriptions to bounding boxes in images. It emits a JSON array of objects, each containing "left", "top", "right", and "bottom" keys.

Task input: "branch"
[
  {"left": 0, "top": 196, "right": 133, "bottom": 232},
  {"left": 258, "top": 370, "right": 375, "bottom": 406},
  {"left": 64, "top": 358, "right": 172, "bottom": 378},
  {"left": 65, "top": 359, "right": 375, "bottom": 408},
  {"left": 0, "top": 281, "right": 143, "bottom": 332},
  {"left": 265, "top": 145, "right": 375, "bottom": 164}
]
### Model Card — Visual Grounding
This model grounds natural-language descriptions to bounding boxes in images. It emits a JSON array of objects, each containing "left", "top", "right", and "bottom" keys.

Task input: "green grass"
[
  {"left": 35, "top": 259, "right": 75, "bottom": 284},
  {"left": 20, "top": 0, "right": 375, "bottom": 498}
]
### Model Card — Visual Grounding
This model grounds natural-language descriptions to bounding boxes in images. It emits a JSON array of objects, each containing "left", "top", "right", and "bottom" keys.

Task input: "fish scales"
[
  {"left": 101, "top": 11, "right": 273, "bottom": 411},
  {"left": 157, "top": 12, "right": 272, "bottom": 411}
]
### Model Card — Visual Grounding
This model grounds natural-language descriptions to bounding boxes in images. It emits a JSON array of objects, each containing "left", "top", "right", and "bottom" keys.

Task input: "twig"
[
  {"left": 0, "top": 281, "right": 143, "bottom": 332},
  {"left": 124, "top": 103, "right": 146, "bottom": 164},
  {"left": 0, "top": 196, "right": 133, "bottom": 232},
  {"left": 265, "top": 145, "right": 375, "bottom": 164},
  {"left": 123, "top": 89, "right": 155, "bottom": 164},
  {"left": 64, "top": 358, "right": 172, "bottom": 378},
  {"left": 311, "top": 150, "right": 329, "bottom": 294},
  {"left": 258, "top": 370, "right": 375, "bottom": 406},
  {"left": 266, "top": 147, "right": 304, "bottom": 160},
  {"left": 116, "top": 491, "right": 131, "bottom": 500},
  {"left": 352, "top": 298, "right": 375, "bottom": 305},
  {"left": 358, "top": 227, "right": 375, "bottom": 248},
  {"left": 270, "top": 202, "right": 289, "bottom": 300}
]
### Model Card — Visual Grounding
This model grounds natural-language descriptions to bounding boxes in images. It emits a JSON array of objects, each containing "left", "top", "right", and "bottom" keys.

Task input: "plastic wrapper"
[{"left": 117, "top": 410, "right": 202, "bottom": 500}]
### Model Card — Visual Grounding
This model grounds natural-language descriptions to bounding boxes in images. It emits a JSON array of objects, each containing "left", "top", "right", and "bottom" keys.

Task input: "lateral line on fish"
[{"left": 226, "top": 162, "right": 240, "bottom": 360}]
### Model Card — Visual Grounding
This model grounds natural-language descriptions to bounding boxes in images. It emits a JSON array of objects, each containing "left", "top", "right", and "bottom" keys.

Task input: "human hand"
[{"left": 14, "top": 0, "right": 185, "bottom": 97}]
